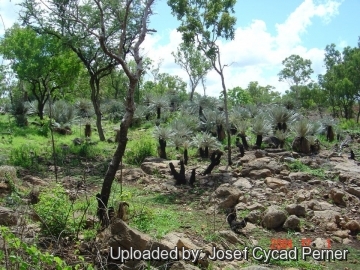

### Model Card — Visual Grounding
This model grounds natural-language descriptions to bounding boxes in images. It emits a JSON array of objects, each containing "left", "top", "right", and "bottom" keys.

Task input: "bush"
[
  {"left": 124, "top": 138, "right": 155, "bottom": 165},
  {"left": 34, "top": 185, "right": 78, "bottom": 237},
  {"left": 9, "top": 144, "right": 38, "bottom": 169}
]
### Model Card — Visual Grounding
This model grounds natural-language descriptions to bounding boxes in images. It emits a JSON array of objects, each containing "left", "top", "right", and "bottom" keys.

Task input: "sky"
[{"left": 1, "top": 0, "right": 360, "bottom": 97}]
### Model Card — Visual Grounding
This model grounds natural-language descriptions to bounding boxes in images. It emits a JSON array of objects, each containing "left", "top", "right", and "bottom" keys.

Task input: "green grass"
[{"left": 286, "top": 159, "right": 326, "bottom": 179}]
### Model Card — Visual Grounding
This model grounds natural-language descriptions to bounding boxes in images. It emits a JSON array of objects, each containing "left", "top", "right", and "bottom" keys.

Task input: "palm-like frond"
[
  {"left": 152, "top": 126, "right": 174, "bottom": 141},
  {"left": 24, "top": 100, "right": 39, "bottom": 116},
  {"left": 191, "top": 132, "right": 221, "bottom": 150},
  {"left": 201, "top": 109, "right": 225, "bottom": 133},
  {"left": 229, "top": 106, "right": 250, "bottom": 124},
  {"left": 232, "top": 119, "right": 249, "bottom": 135},
  {"left": 291, "top": 119, "right": 313, "bottom": 138},
  {"left": 267, "top": 105, "right": 298, "bottom": 127},
  {"left": 75, "top": 99, "right": 94, "bottom": 118},
  {"left": 252, "top": 114, "right": 272, "bottom": 135},
  {"left": 46, "top": 100, "right": 78, "bottom": 127}
]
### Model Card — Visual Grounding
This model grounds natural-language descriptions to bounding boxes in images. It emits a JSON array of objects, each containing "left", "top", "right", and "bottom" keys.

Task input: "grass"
[{"left": 286, "top": 159, "right": 326, "bottom": 179}]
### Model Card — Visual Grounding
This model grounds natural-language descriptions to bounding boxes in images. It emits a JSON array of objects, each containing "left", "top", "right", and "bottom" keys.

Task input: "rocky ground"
[{"left": 1, "top": 138, "right": 360, "bottom": 270}]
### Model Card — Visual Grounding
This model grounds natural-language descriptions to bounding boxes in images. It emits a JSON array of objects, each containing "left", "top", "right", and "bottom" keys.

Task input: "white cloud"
[
  {"left": 143, "top": 0, "right": 343, "bottom": 97},
  {"left": 0, "top": 0, "right": 23, "bottom": 36}
]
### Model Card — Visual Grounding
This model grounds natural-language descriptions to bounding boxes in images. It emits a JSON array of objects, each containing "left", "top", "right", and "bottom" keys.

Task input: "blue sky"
[{"left": 1, "top": 0, "right": 360, "bottom": 97}]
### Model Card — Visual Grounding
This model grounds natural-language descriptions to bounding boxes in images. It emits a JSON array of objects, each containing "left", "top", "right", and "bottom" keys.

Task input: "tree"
[
  {"left": 172, "top": 42, "right": 212, "bottom": 101},
  {"left": 21, "top": 0, "right": 155, "bottom": 224},
  {"left": 0, "top": 25, "right": 81, "bottom": 119},
  {"left": 20, "top": 0, "right": 121, "bottom": 141},
  {"left": 226, "top": 86, "right": 253, "bottom": 106},
  {"left": 278, "top": 54, "right": 313, "bottom": 99},
  {"left": 246, "top": 81, "right": 280, "bottom": 105},
  {"left": 168, "top": 0, "right": 237, "bottom": 166}
]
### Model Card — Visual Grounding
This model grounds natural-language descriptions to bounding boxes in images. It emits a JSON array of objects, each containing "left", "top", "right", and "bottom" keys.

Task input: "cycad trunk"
[
  {"left": 256, "top": 135, "right": 262, "bottom": 148},
  {"left": 326, "top": 126, "right": 334, "bottom": 142},
  {"left": 158, "top": 138, "right": 167, "bottom": 159},
  {"left": 184, "top": 148, "right": 188, "bottom": 165},
  {"left": 239, "top": 134, "right": 249, "bottom": 150}
]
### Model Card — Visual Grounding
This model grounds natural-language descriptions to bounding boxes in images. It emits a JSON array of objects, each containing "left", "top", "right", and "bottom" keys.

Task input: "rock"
[
  {"left": 0, "top": 206, "right": 18, "bottom": 226},
  {"left": 313, "top": 210, "right": 341, "bottom": 221},
  {"left": 306, "top": 200, "right": 322, "bottom": 211},
  {"left": 248, "top": 169, "right": 272, "bottom": 179},
  {"left": 0, "top": 165, "right": 17, "bottom": 181},
  {"left": 296, "top": 190, "right": 312, "bottom": 202},
  {"left": 218, "top": 231, "right": 244, "bottom": 245},
  {"left": 311, "top": 238, "right": 331, "bottom": 249},
  {"left": 289, "top": 172, "right": 312, "bottom": 182},
  {"left": 241, "top": 266, "right": 271, "bottom": 270},
  {"left": 115, "top": 168, "right": 146, "bottom": 182},
  {"left": 285, "top": 204, "right": 306, "bottom": 217},
  {"left": 212, "top": 184, "right": 242, "bottom": 209},
  {"left": 345, "top": 220, "right": 360, "bottom": 233},
  {"left": 246, "top": 203, "right": 265, "bottom": 212},
  {"left": 265, "top": 177, "right": 289, "bottom": 189},
  {"left": 246, "top": 210, "right": 262, "bottom": 224},
  {"left": 283, "top": 215, "right": 301, "bottom": 230},
  {"left": 262, "top": 206, "right": 287, "bottom": 229},
  {"left": 346, "top": 186, "right": 360, "bottom": 199},
  {"left": 233, "top": 178, "right": 252, "bottom": 189},
  {"left": 325, "top": 222, "right": 338, "bottom": 231},
  {"left": 329, "top": 188, "right": 347, "bottom": 206},
  {"left": 333, "top": 230, "right": 349, "bottom": 239},
  {"left": 170, "top": 261, "right": 200, "bottom": 270},
  {"left": 22, "top": 175, "right": 48, "bottom": 186},
  {"left": 140, "top": 158, "right": 176, "bottom": 175},
  {"left": 254, "top": 150, "right": 267, "bottom": 158}
]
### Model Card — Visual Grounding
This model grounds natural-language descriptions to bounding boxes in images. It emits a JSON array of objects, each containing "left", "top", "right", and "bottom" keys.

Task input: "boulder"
[
  {"left": 0, "top": 206, "right": 18, "bottom": 226},
  {"left": 211, "top": 184, "right": 242, "bottom": 209},
  {"left": 248, "top": 169, "right": 272, "bottom": 179},
  {"left": 233, "top": 178, "right": 252, "bottom": 189},
  {"left": 329, "top": 188, "right": 347, "bottom": 206},
  {"left": 285, "top": 204, "right": 306, "bottom": 217},
  {"left": 289, "top": 172, "right": 312, "bottom": 182},
  {"left": 283, "top": 215, "right": 301, "bottom": 230},
  {"left": 262, "top": 206, "right": 287, "bottom": 229},
  {"left": 264, "top": 177, "right": 289, "bottom": 189}
]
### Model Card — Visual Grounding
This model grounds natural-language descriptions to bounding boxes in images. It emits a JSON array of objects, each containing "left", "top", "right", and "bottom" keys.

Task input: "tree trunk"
[
  {"left": 38, "top": 101, "right": 45, "bottom": 120},
  {"left": 184, "top": 148, "right": 188, "bottom": 165},
  {"left": 157, "top": 107, "right": 161, "bottom": 119},
  {"left": 98, "top": 79, "right": 137, "bottom": 224},
  {"left": 90, "top": 77, "right": 105, "bottom": 141},
  {"left": 85, "top": 124, "right": 92, "bottom": 137}
]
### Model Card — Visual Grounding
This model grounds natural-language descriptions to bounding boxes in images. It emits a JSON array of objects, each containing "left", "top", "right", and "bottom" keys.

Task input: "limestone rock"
[
  {"left": 265, "top": 177, "right": 289, "bottom": 189},
  {"left": 285, "top": 204, "right": 306, "bottom": 217},
  {"left": 0, "top": 206, "right": 18, "bottom": 226},
  {"left": 329, "top": 188, "right": 347, "bottom": 206},
  {"left": 262, "top": 206, "right": 287, "bottom": 229},
  {"left": 283, "top": 215, "right": 301, "bottom": 230},
  {"left": 212, "top": 184, "right": 242, "bottom": 209}
]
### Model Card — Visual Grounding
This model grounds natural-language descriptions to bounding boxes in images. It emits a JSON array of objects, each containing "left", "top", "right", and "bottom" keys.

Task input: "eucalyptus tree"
[
  {"left": 21, "top": 0, "right": 156, "bottom": 223},
  {"left": 278, "top": 54, "right": 313, "bottom": 100},
  {"left": 20, "top": 0, "right": 121, "bottom": 141},
  {"left": 168, "top": 0, "right": 237, "bottom": 166},
  {"left": 0, "top": 25, "right": 81, "bottom": 120},
  {"left": 172, "top": 42, "right": 212, "bottom": 101}
]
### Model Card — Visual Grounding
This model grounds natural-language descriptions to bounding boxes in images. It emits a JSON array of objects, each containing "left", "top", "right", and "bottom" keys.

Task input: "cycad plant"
[
  {"left": 229, "top": 106, "right": 250, "bottom": 134},
  {"left": 75, "top": 99, "right": 94, "bottom": 118},
  {"left": 192, "top": 132, "right": 221, "bottom": 158},
  {"left": 152, "top": 126, "right": 174, "bottom": 159},
  {"left": 45, "top": 100, "right": 77, "bottom": 134},
  {"left": 291, "top": 119, "right": 322, "bottom": 154},
  {"left": 102, "top": 100, "right": 125, "bottom": 122},
  {"left": 321, "top": 116, "right": 337, "bottom": 142},
  {"left": 268, "top": 105, "right": 298, "bottom": 132},
  {"left": 252, "top": 114, "right": 272, "bottom": 148},
  {"left": 233, "top": 119, "right": 249, "bottom": 150},
  {"left": 201, "top": 109, "right": 226, "bottom": 141},
  {"left": 132, "top": 104, "right": 150, "bottom": 127},
  {"left": 149, "top": 95, "right": 169, "bottom": 120},
  {"left": 274, "top": 130, "right": 288, "bottom": 149}
]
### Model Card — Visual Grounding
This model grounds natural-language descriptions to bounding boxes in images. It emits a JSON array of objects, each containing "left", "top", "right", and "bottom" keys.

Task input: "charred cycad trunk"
[
  {"left": 159, "top": 138, "right": 167, "bottom": 159},
  {"left": 204, "top": 146, "right": 209, "bottom": 157},
  {"left": 239, "top": 134, "right": 249, "bottom": 150},
  {"left": 236, "top": 138, "right": 244, "bottom": 157},
  {"left": 282, "top": 122, "right": 287, "bottom": 132},
  {"left": 85, "top": 124, "right": 91, "bottom": 137},
  {"left": 326, "top": 125, "right": 334, "bottom": 142},
  {"left": 202, "top": 151, "right": 222, "bottom": 175},
  {"left": 277, "top": 122, "right": 282, "bottom": 131},
  {"left": 217, "top": 124, "right": 226, "bottom": 141},
  {"left": 255, "top": 135, "right": 262, "bottom": 148},
  {"left": 157, "top": 107, "right": 161, "bottom": 119},
  {"left": 199, "top": 147, "right": 205, "bottom": 158},
  {"left": 184, "top": 148, "right": 188, "bottom": 165}
]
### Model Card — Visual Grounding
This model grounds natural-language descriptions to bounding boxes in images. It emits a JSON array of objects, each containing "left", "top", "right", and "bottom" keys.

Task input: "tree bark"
[
  {"left": 90, "top": 77, "right": 105, "bottom": 141},
  {"left": 98, "top": 79, "right": 137, "bottom": 223}
]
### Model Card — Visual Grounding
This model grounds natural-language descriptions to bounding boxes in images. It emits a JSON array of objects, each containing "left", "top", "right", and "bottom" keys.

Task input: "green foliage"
[
  {"left": 34, "top": 185, "right": 78, "bottom": 237},
  {"left": 9, "top": 144, "right": 38, "bottom": 169},
  {"left": 339, "top": 118, "right": 359, "bottom": 130},
  {"left": 0, "top": 226, "right": 94, "bottom": 270},
  {"left": 124, "top": 137, "right": 156, "bottom": 165},
  {"left": 286, "top": 160, "right": 325, "bottom": 178}
]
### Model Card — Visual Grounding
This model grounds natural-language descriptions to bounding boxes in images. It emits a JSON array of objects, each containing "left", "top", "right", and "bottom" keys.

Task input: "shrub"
[
  {"left": 124, "top": 138, "right": 155, "bottom": 165},
  {"left": 9, "top": 144, "right": 38, "bottom": 169},
  {"left": 33, "top": 185, "right": 79, "bottom": 237}
]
